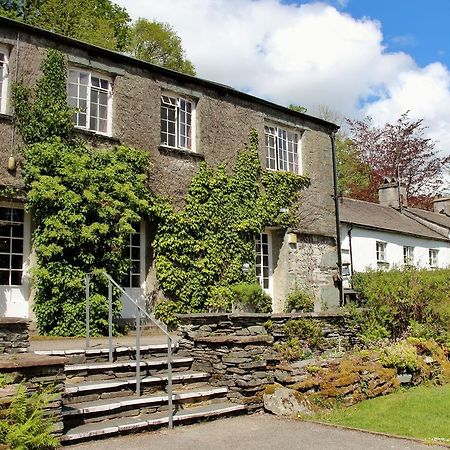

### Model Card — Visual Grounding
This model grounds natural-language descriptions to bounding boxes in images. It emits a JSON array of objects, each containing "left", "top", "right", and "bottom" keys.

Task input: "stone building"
[{"left": 0, "top": 16, "right": 340, "bottom": 319}]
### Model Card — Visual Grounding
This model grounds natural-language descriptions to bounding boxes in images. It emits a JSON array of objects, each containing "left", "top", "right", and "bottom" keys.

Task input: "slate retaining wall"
[
  {"left": 0, "top": 317, "right": 30, "bottom": 354},
  {"left": 176, "top": 312, "right": 357, "bottom": 410}
]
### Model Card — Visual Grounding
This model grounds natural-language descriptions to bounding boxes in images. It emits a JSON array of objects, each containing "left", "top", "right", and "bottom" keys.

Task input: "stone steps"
[
  {"left": 65, "top": 357, "right": 193, "bottom": 382},
  {"left": 63, "top": 385, "right": 229, "bottom": 426},
  {"left": 61, "top": 401, "right": 246, "bottom": 443}
]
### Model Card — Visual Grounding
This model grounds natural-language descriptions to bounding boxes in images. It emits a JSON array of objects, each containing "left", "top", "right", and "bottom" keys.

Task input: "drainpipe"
[{"left": 330, "top": 131, "right": 344, "bottom": 307}]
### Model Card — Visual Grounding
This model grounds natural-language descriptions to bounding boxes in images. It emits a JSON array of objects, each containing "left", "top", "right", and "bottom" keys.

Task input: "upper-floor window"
[
  {"left": 403, "top": 246, "right": 414, "bottom": 265},
  {"left": 0, "top": 47, "right": 8, "bottom": 114},
  {"left": 376, "top": 241, "right": 387, "bottom": 263},
  {"left": 429, "top": 249, "right": 439, "bottom": 267},
  {"left": 68, "top": 69, "right": 112, "bottom": 135},
  {"left": 160, "top": 94, "right": 194, "bottom": 151},
  {"left": 265, "top": 125, "right": 300, "bottom": 173}
]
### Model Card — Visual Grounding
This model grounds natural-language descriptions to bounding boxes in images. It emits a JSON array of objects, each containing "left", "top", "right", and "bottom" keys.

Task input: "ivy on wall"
[
  {"left": 13, "top": 50, "right": 152, "bottom": 336},
  {"left": 153, "top": 130, "right": 310, "bottom": 318}
]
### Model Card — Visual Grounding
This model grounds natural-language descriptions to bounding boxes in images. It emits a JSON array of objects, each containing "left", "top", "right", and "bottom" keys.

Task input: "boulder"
[{"left": 263, "top": 384, "right": 314, "bottom": 417}]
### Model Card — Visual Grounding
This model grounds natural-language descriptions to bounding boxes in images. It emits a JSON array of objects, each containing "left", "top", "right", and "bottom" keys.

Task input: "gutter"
[{"left": 330, "top": 132, "right": 344, "bottom": 306}]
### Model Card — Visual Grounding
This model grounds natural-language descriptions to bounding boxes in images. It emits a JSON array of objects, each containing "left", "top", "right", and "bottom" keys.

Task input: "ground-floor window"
[
  {"left": 0, "top": 207, "right": 24, "bottom": 286},
  {"left": 123, "top": 222, "right": 142, "bottom": 288},
  {"left": 255, "top": 232, "right": 271, "bottom": 293}
]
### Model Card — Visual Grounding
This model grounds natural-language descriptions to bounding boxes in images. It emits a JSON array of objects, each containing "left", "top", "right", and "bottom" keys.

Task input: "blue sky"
[{"left": 118, "top": 0, "right": 450, "bottom": 156}]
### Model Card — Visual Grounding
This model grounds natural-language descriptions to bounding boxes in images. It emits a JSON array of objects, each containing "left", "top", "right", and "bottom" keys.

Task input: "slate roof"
[
  {"left": 340, "top": 197, "right": 449, "bottom": 241},
  {"left": 406, "top": 207, "right": 450, "bottom": 230}
]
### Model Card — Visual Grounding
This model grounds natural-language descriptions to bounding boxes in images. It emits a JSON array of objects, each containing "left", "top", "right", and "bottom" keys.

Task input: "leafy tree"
[
  {"left": 128, "top": 18, "right": 196, "bottom": 75},
  {"left": 0, "top": 0, "right": 131, "bottom": 51},
  {"left": 346, "top": 112, "right": 450, "bottom": 208}
]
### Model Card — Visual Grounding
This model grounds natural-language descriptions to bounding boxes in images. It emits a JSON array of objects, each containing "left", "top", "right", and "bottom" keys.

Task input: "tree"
[
  {"left": 346, "top": 112, "right": 450, "bottom": 208},
  {"left": 288, "top": 104, "right": 307, "bottom": 114},
  {"left": 128, "top": 18, "right": 196, "bottom": 75},
  {"left": 0, "top": 0, "right": 131, "bottom": 51}
]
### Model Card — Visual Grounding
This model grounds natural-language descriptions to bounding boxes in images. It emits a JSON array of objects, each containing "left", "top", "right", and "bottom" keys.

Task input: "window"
[
  {"left": 403, "top": 246, "right": 414, "bottom": 265},
  {"left": 123, "top": 223, "right": 142, "bottom": 288},
  {"left": 376, "top": 241, "right": 387, "bottom": 263},
  {"left": 0, "top": 47, "right": 8, "bottom": 114},
  {"left": 255, "top": 232, "right": 270, "bottom": 292},
  {"left": 0, "top": 207, "right": 24, "bottom": 286},
  {"left": 265, "top": 125, "right": 300, "bottom": 173},
  {"left": 68, "top": 69, "right": 112, "bottom": 135},
  {"left": 429, "top": 249, "right": 439, "bottom": 267},
  {"left": 161, "top": 94, "right": 194, "bottom": 150}
]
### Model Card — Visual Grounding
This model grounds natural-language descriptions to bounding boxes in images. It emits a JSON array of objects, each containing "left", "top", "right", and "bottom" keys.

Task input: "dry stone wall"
[{"left": 0, "top": 317, "right": 30, "bottom": 354}]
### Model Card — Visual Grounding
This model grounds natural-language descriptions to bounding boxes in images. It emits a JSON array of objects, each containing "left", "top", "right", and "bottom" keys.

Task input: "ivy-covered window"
[
  {"left": 0, "top": 47, "right": 8, "bottom": 114},
  {"left": 67, "top": 69, "right": 112, "bottom": 135},
  {"left": 123, "top": 223, "right": 142, "bottom": 288},
  {"left": 0, "top": 207, "right": 24, "bottom": 286},
  {"left": 160, "top": 94, "right": 194, "bottom": 150},
  {"left": 265, "top": 125, "right": 300, "bottom": 173}
]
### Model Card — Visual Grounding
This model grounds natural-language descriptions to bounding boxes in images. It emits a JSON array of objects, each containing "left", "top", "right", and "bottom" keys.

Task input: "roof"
[
  {"left": 340, "top": 197, "right": 449, "bottom": 241},
  {"left": 405, "top": 207, "right": 450, "bottom": 230},
  {"left": 0, "top": 16, "right": 339, "bottom": 133}
]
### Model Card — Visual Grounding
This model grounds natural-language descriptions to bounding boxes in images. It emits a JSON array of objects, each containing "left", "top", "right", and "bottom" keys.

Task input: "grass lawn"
[{"left": 316, "top": 384, "right": 450, "bottom": 444}]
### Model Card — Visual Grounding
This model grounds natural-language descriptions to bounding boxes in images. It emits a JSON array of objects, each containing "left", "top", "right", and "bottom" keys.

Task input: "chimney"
[
  {"left": 378, "top": 177, "right": 407, "bottom": 209},
  {"left": 433, "top": 195, "right": 450, "bottom": 215}
]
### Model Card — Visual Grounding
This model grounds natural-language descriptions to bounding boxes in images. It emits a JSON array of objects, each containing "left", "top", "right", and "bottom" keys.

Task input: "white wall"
[{"left": 341, "top": 224, "right": 450, "bottom": 277}]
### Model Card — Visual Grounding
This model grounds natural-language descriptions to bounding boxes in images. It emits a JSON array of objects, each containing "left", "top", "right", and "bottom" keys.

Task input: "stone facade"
[
  {"left": 0, "top": 317, "right": 30, "bottom": 353},
  {"left": 0, "top": 17, "right": 340, "bottom": 318},
  {"left": 176, "top": 313, "right": 357, "bottom": 410}
]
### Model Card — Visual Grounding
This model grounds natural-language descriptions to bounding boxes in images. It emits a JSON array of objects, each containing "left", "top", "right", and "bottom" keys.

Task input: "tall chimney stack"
[
  {"left": 433, "top": 195, "right": 450, "bottom": 215},
  {"left": 378, "top": 178, "right": 407, "bottom": 209}
]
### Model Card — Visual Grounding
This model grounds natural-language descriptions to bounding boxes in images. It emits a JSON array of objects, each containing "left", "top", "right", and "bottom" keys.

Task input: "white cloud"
[{"left": 117, "top": 0, "right": 450, "bottom": 156}]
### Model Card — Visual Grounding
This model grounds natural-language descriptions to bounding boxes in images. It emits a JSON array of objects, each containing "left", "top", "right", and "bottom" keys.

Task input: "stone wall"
[
  {"left": 0, "top": 354, "right": 67, "bottom": 437},
  {"left": 176, "top": 312, "right": 356, "bottom": 410},
  {"left": 0, "top": 317, "right": 30, "bottom": 354}
]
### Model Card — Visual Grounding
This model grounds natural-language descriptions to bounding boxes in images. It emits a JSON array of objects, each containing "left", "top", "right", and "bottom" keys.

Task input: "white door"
[
  {"left": 255, "top": 231, "right": 273, "bottom": 298},
  {"left": 120, "top": 221, "right": 146, "bottom": 318},
  {"left": 0, "top": 206, "right": 31, "bottom": 318}
]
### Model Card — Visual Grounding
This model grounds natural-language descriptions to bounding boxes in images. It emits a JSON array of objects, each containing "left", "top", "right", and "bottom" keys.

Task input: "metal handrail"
[{"left": 84, "top": 271, "right": 174, "bottom": 429}]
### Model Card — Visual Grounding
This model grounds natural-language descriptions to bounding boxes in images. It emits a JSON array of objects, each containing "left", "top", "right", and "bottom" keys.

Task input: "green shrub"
[
  {"left": 379, "top": 341, "right": 422, "bottom": 373},
  {"left": 205, "top": 285, "right": 234, "bottom": 312},
  {"left": 231, "top": 282, "right": 272, "bottom": 313},
  {"left": 283, "top": 318, "right": 323, "bottom": 348},
  {"left": 274, "top": 338, "right": 313, "bottom": 361},
  {"left": 153, "top": 299, "right": 182, "bottom": 329},
  {"left": 284, "top": 289, "right": 314, "bottom": 313},
  {"left": 0, "top": 385, "right": 59, "bottom": 450}
]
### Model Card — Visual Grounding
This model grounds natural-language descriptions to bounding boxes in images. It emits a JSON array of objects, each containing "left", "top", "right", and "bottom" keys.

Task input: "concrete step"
[
  {"left": 64, "top": 371, "right": 211, "bottom": 403},
  {"left": 63, "top": 386, "right": 229, "bottom": 425},
  {"left": 34, "top": 342, "right": 178, "bottom": 364},
  {"left": 61, "top": 401, "right": 247, "bottom": 443},
  {"left": 65, "top": 357, "right": 193, "bottom": 382}
]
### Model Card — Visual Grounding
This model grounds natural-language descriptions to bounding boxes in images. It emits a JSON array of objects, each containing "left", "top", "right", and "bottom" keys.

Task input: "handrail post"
[
  {"left": 167, "top": 335, "right": 173, "bottom": 429},
  {"left": 136, "top": 298, "right": 141, "bottom": 397},
  {"left": 108, "top": 278, "right": 113, "bottom": 363},
  {"left": 85, "top": 274, "right": 90, "bottom": 349}
]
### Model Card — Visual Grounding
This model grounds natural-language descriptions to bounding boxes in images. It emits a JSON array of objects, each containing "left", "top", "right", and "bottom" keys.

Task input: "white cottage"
[{"left": 340, "top": 180, "right": 450, "bottom": 292}]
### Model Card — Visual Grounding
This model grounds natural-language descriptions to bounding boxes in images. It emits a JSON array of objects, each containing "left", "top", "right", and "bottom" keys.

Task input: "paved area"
[{"left": 70, "top": 413, "right": 447, "bottom": 450}]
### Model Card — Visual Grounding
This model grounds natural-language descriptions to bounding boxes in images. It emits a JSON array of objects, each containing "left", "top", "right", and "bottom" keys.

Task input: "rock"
[
  {"left": 397, "top": 373, "right": 412, "bottom": 384},
  {"left": 424, "top": 356, "right": 434, "bottom": 364},
  {"left": 248, "top": 326, "right": 266, "bottom": 335},
  {"left": 263, "top": 384, "right": 314, "bottom": 417}
]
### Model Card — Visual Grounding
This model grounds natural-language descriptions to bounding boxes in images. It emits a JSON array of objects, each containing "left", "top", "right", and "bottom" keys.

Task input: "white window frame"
[
  {"left": 429, "top": 249, "right": 439, "bottom": 268},
  {"left": 123, "top": 222, "right": 145, "bottom": 289},
  {"left": 403, "top": 246, "right": 414, "bottom": 265},
  {"left": 264, "top": 125, "right": 301, "bottom": 174},
  {"left": 0, "top": 45, "right": 9, "bottom": 115},
  {"left": 67, "top": 68, "right": 113, "bottom": 136},
  {"left": 160, "top": 92, "right": 196, "bottom": 152},
  {"left": 376, "top": 241, "right": 387, "bottom": 263},
  {"left": 255, "top": 232, "right": 273, "bottom": 298}
]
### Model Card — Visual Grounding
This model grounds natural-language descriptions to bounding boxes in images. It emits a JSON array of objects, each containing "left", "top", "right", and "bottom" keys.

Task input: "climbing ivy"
[
  {"left": 153, "top": 130, "right": 310, "bottom": 317},
  {"left": 13, "top": 50, "right": 152, "bottom": 336}
]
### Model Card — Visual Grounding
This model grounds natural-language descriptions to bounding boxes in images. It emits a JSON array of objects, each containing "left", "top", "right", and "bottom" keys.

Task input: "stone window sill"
[
  {"left": 158, "top": 145, "right": 205, "bottom": 160},
  {"left": 75, "top": 128, "right": 121, "bottom": 146},
  {"left": 0, "top": 113, "right": 13, "bottom": 124}
]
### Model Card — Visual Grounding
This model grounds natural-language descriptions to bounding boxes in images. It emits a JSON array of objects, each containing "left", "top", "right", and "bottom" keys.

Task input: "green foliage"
[
  {"left": 206, "top": 285, "right": 235, "bottom": 312},
  {"left": 284, "top": 289, "right": 314, "bottom": 313},
  {"left": 288, "top": 104, "right": 307, "bottom": 113},
  {"left": 352, "top": 267, "right": 450, "bottom": 344},
  {"left": 274, "top": 338, "right": 312, "bottom": 361},
  {"left": 0, "top": 385, "right": 59, "bottom": 450},
  {"left": 129, "top": 18, "right": 196, "bottom": 75},
  {"left": 283, "top": 319, "right": 323, "bottom": 348},
  {"left": 153, "top": 129, "right": 309, "bottom": 315},
  {"left": 14, "top": 50, "right": 152, "bottom": 336},
  {"left": 153, "top": 299, "right": 182, "bottom": 329},
  {"left": 231, "top": 282, "right": 272, "bottom": 313},
  {"left": 379, "top": 341, "right": 422, "bottom": 373}
]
